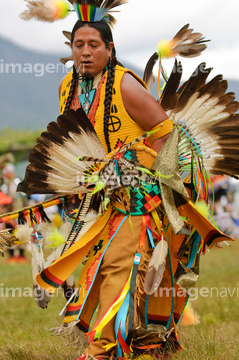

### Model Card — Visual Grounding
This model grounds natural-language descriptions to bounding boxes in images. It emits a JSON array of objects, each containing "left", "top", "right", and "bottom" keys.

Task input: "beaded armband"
[{"left": 148, "top": 118, "right": 174, "bottom": 145}]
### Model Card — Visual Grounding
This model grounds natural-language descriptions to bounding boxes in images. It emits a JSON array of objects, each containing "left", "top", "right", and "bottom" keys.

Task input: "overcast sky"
[{"left": 1, "top": 0, "right": 239, "bottom": 80}]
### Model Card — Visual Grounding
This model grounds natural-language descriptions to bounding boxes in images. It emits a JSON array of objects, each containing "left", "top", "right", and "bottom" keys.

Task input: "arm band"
[{"left": 148, "top": 118, "right": 174, "bottom": 146}]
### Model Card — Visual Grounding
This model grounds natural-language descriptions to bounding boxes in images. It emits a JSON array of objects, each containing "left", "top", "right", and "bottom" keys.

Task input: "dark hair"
[
  {"left": 71, "top": 19, "right": 114, "bottom": 50},
  {"left": 63, "top": 19, "right": 116, "bottom": 153}
]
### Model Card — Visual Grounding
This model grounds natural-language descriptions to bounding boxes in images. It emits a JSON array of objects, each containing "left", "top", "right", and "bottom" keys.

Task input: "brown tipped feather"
[
  {"left": 171, "top": 24, "right": 210, "bottom": 58},
  {"left": 159, "top": 55, "right": 239, "bottom": 178},
  {"left": 62, "top": 30, "right": 72, "bottom": 41},
  {"left": 143, "top": 52, "right": 159, "bottom": 92},
  {"left": 60, "top": 55, "right": 73, "bottom": 65},
  {"left": 173, "top": 63, "right": 212, "bottom": 114},
  {"left": 160, "top": 59, "right": 182, "bottom": 111},
  {"left": 24, "top": 108, "right": 106, "bottom": 195}
]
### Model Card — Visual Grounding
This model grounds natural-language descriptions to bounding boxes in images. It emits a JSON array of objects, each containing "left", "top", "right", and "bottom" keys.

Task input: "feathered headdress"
[{"left": 20, "top": 0, "right": 127, "bottom": 26}]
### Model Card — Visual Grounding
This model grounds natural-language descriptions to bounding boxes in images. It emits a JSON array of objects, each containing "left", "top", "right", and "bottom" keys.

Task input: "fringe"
[
  {"left": 0, "top": 230, "right": 17, "bottom": 254},
  {"left": 47, "top": 320, "right": 88, "bottom": 351},
  {"left": 135, "top": 249, "right": 152, "bottom": 304},
  {"left": 133, "top": 326, "right": 180, "bottom": 358}
]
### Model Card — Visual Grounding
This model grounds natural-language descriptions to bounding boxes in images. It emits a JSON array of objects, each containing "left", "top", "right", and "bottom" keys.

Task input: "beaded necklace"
[{"left": 78, "top": 70, "right": 105, "bottom": 114}]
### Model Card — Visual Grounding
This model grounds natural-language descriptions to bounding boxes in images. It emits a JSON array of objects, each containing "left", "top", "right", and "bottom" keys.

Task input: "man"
[
  {"left": 57, "top": 17, "right": 176, "bottom": 360},
  {"left": 18, "top": 1, "right": 235, "bottom": 359}
]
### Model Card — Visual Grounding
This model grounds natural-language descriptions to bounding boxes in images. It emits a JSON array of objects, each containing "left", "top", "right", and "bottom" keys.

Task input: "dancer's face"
[{"left": 72, "top": 25, "right": 114, "bottom": 77}]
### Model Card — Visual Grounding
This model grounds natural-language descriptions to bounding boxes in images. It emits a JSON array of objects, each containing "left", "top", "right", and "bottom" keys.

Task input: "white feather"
[
  {"left": 144, "top": 240, "right": 168, "bottom": 295},
  {"left": 75, "top": 210, "right": 99, "bottom": 242},
  {"left": 14, "top": 224, "right": 33, "bottom": 245}
]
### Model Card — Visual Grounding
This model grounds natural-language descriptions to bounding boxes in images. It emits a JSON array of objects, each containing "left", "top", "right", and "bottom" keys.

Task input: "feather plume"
[
  {"left": 20, "top": 0, "right": 71, "bottom": 22},
  {"left": 157, "top": 24, "right": 209, "bottom": 59},
  {"left": 180, "top": 302, "right": 200, "bottom": 326},
  {"left": 37, "top": 219, "right": 71, "bottom": 248},
  {"left": 45, "top": 228, "right": 65, "bottom": 248},
  {"left": 13, "top": 224, "right": 33, "bottom": 245},
  {"left": 51, "top": 212, "right": 63, "bottom": 228},
  {"left": 37, "top": 222, "right": 56, "bottom": 240},
  {"left": 144, "top": 240, "right": 168, "bottom": 295}
]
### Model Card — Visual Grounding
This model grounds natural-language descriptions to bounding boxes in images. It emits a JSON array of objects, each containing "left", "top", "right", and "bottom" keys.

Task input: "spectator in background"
[{"left": 1, "top": 163, "right": 28, "bottom": 263}]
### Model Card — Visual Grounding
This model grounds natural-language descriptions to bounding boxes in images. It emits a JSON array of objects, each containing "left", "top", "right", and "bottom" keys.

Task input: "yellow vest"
[{"left": 60, "top": 65, "right": 148, "bottom": 153}]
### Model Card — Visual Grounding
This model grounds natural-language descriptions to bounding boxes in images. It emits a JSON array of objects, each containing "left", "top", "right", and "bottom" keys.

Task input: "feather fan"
[
  {"left": 144, "top": 240, "right": 168, "bottom": 295},
  {"left": 24, "top": 108, "right": 106, "bottom": 195}
]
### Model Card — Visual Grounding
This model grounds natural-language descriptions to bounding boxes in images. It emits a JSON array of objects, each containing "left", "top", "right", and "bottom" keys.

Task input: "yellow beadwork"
[{"left": 60, "top": 65, "right": 150, "bottom": 153}]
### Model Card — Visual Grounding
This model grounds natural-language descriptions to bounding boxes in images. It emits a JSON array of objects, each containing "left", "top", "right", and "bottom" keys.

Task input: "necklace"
[{"left": 78, "top": 70, "right": 105, "bottom": 114}]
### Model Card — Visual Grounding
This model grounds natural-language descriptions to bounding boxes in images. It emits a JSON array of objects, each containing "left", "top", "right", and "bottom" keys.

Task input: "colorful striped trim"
[
  {"left": 73, "top": 4, "right": 108, "bottom": 22},
  {"left": 204, "top": 230, "right": 228, "bottom": 248},
  {"left": 39, "top": 267, "right": 62, "bottom": 290},
  {"left": 65, "top": 304, "right": 82, "bottom": 317}
]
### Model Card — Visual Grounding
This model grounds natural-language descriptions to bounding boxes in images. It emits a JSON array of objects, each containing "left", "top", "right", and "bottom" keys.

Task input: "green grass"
[
  {"left": 0, "top": 241, "right": 239, "bottom": 359},
  {"left": 0, "top": 128, "right": 42, "bottom": 153}
]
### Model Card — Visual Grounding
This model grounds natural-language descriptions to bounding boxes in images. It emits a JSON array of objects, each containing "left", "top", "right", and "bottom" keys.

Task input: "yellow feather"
[
  {"left": 45, "top": 228, "right": 65, "bottom": 248},
  {"left": 51, "top": 213, "right": 63, "bottom": 229}
]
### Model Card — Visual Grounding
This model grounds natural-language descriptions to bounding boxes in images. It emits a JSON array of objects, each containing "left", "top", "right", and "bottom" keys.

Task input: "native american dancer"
[{"left": 1, "top": 1, "right": 239, "bottom": 359}]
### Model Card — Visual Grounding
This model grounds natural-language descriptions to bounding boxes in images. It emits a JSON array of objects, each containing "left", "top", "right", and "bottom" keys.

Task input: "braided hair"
[
  {"left": 63, "top": 19, "right": 117, "bottom": 153},
  {"left": 103, "top": 53, "right": 116, "bottom": 153},
  {"left": 63, "top": 65, "right": 77, "bottom": 115}
]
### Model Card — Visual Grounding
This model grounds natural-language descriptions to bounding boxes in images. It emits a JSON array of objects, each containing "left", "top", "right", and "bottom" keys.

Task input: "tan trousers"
[{"left": 85, "top": 214, "right": 146, "bottom": 358}]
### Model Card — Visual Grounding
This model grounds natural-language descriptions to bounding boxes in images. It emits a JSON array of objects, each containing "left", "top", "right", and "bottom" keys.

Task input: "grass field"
[{"left": 0, "top": 240, "right": 239, "bottom": 360}]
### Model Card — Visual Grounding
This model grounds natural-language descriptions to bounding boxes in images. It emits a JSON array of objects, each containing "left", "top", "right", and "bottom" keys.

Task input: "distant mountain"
[
  {"left": 0, "top": 36, "right": 238, "bottom": 130},
  {"left": 0, "top": 36, "right": 147, "bottom": 130}
]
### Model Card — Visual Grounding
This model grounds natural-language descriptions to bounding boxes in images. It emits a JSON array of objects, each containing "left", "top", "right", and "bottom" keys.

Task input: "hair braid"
[
  {"left": 103, "top": 57, "right": 116, "bottom": 153},
  {"left": 63, "top": 66, "right": 77, "bottom": 115}
]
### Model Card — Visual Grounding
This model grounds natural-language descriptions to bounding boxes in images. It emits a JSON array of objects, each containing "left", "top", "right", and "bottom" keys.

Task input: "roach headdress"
[{"left": 20, "top": 0, "right": 128, "bottom": 26}]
